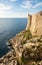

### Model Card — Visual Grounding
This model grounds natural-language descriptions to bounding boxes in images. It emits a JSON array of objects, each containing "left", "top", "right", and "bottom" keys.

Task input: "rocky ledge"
[{"left": 0, "top": 30, "right": 42, "bottom": 65}]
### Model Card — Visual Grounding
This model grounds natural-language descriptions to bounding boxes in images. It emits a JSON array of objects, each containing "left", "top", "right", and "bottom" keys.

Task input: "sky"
[{"left": 0, "top": 0, "right": 42, "bottom": 18}]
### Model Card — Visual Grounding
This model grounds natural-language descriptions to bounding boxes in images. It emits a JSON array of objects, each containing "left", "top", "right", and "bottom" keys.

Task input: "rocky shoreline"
[{"left": 0, "top": 30, "right": 42, "bottom": 65}]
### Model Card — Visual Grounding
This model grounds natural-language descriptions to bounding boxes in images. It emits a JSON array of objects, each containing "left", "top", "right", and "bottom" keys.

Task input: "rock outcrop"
[
  {"left": 0, "top": 30, "right": 42, "bottom": 65},
  {"left": 26, "top": 11, "right": 42, "bottom": 36}
]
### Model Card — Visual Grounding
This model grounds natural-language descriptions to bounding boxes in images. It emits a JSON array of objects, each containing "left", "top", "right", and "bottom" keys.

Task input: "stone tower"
[
  {"left": 26, "top": 14, "right": 32, "bottom": 30},
  {"left": 26, "top": 11, "right": 42, "bottom": 36}
]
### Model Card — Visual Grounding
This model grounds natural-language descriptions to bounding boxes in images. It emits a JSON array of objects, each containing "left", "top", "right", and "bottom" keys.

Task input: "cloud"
[
  {"left": 0, "top": 0, "right": 17, "bottom": 3},
  {"left": 20, "top": 1, "right": 32, "bottom": 9},
  {"left": 0, "top": 12, "right": 27, "bottom": 18},
  {"left": 20, "top": 0, "right": 33, "bottom": 9},
  {"left": 10, "top": 0, "right": 17, "bottom": 2},
  {"left": 0, "top": 3, "right": 13, "bottom": 17},
  {"left": 20, "top": 0, "right": 42, "bottom": 9},
  {"left": 33, "top": 2, "right": 42, "bottom": 8},
  {"left": 0, "top": 3, "right": 12, "bottom": 12}
]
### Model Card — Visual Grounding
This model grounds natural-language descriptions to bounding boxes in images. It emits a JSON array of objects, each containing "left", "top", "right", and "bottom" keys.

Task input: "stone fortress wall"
[{"left": 26, "top": 11, "right": 42, "bottom": 36}]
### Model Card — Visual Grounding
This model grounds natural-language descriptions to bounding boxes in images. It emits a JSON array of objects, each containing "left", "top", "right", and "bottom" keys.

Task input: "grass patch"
[
  {"left": 23, "top": 30, "right": 32, "bottom": 40},
  {"left": 22, "top": 40, "right": 26, "bottom": 45}
]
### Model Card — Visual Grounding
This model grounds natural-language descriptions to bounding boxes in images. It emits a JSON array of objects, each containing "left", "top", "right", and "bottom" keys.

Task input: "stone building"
[{"left": 26, "top": 11, "right": 42, "bottom": 36}]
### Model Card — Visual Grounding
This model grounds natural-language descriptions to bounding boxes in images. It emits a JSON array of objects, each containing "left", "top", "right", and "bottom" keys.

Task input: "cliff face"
[
  {"left": 0, "top": 11, "right": 42, "bottom": 65},
  {"left": 0, "top": 30, "right": 42, "bottom": 65},
  {"left": 26, "top": 11, "right": 42, "bottom": 36}
]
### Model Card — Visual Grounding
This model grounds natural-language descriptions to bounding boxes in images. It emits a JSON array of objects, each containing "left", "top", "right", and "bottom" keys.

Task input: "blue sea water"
[{"left": 0, "top": 18, "right": 27, "bottom": 57}]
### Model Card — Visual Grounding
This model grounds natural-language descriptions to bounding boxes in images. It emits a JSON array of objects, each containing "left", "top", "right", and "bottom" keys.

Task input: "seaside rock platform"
[{"left": 0, "top": 11, "right": 42, "bottom": 65}]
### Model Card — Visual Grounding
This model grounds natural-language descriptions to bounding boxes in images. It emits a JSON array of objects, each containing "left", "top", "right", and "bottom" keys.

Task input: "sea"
[{"left": 0, "top": 18, "right": 27, "bottom": 58}]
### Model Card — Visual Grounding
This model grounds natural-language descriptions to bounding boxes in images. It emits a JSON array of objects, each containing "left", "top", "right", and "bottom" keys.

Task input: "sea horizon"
[{"left": 0, "top": 18, "right": 27, "bottom": 57}]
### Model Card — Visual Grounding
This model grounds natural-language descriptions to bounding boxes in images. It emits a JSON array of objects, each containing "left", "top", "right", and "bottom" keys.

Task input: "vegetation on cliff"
[{"left": 0, "top": 30, "right": 42, "bottom": 65}]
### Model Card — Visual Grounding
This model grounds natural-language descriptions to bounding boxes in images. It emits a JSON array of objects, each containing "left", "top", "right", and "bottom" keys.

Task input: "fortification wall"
[
  {"left": 26, "top": 11, "right": 42, "bottom": 36},
  {"left": 34, "top": 12, "right": 42, "bottom": 36},
  {"left": 26, "top": 14, "right": 32, "bottom": 30},
  {"left": 30, "top": 14, "right": 36, "bottom": 35}
]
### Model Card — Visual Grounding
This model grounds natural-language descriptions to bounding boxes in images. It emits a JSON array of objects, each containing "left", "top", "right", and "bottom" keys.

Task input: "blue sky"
[{"left": 0, "top": 0, "right": 42, "bottom": 18}]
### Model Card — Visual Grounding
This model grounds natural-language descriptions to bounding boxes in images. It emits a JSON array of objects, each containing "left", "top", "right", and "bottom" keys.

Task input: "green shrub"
[
  {"left": 32, "top": 64, "right": 35, "bottom": 65},
  {"left": 22, "top": 40, "right": 26, "bottom": 45},
  {"left": 23, "top": 30, "right": 32, "bottom": 39}
]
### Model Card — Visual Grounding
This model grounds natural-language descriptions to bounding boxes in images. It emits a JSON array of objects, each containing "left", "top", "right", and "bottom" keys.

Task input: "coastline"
[{"left": 0, "top": 30, "right": 42, "bottom": 65}]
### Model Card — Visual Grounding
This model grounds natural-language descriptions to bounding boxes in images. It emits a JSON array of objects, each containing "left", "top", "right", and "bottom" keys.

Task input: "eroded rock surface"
[{"left": 0, "top": 30, "right": 42, "bottom": 65}]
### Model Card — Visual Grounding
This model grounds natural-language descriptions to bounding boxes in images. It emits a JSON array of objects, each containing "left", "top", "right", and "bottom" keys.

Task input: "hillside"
[{"left": 0, "top": 30, "right": 42, "bottom": 65}]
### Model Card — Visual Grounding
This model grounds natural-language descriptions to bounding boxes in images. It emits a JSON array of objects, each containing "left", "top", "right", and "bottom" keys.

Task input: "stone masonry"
[{"left": 26, "top": 11, "right": 42, "bottom": 36}]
